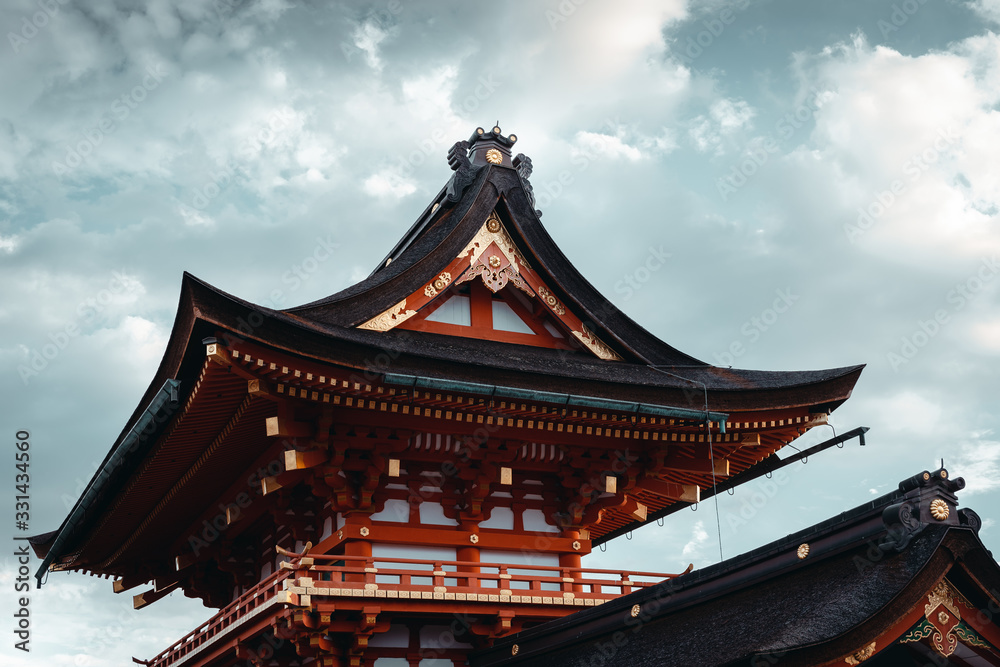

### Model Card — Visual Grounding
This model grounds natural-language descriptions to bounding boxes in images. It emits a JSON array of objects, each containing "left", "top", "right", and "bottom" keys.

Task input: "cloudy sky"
[{"left": 2, "top": 0, "right": 1000, "bottom": 664}]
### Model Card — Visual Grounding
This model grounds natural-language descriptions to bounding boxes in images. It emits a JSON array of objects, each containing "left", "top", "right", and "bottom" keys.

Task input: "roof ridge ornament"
[
  {"left": 445, "top": 125, "right": 542, "bottom": 216},
  {"left": 466, "top": 124, "right": 516, "bottom": 167},
  {"left": 513, "top": 153, "right": 542, "bottom": 217},
  {"left": 445, "top": 139, "right": 480, "bottom": 204}
]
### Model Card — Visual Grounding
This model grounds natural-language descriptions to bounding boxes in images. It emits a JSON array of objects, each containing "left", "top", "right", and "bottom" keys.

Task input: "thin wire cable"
[
  {"left": 706, "top": 418, "right": 724, "bottom": 562},
  {"left": 647, "top": 365, "right": 724, "bottom": 562}
]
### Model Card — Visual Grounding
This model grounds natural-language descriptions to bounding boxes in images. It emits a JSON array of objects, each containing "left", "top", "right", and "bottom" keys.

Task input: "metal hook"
[
  {"left": 690, "top": 503, "right": 699, "bottom": 512},
  {"left": 726, "top": 487, "right": 735, "bottom": 495},
  {"left": 657, "top": 517, "right": 664, "bottom": 527},
  {"left": 599, "top": 543, "right": 607, "bottom": 552},
  {"left": 626, "top": 531, "right": 633, "bottom": 540},
  {"left": 801, "top": 455, "right": 808, "bottom": 464},
  {"left": 765, "top": 471, "right": 772, "bottom": 479}
]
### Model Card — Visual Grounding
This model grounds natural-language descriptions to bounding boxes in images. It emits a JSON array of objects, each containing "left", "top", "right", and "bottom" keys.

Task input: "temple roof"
[
  {"left": 472, "top": 469, "right": 1000, "bottom": 666},
  {"left": 74, "top": 126, "right": 863, "bottom": 461},
  {"left": 286, "top": 143, "right": 706, "bottom": 366},
  {"left": 33, "top": 126, "right": 865, "bottom": 585}
]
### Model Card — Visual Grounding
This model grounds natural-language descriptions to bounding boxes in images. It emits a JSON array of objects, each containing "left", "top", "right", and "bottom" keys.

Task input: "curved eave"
[{"left": 178, "top": 274, "right": 863, "bottom": 413}]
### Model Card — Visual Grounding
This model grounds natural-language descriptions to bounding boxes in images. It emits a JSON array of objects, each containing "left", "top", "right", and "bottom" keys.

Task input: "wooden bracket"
[
  {"left": 112, "top": 574, "right": 148, "bottom": 594},
  {"left": 133, "top": 581, "right": 179, "bottom": 610},
  {"left": 266, "top": 417, "right": 312, "bottom": 438},
  {"left": 661, "top": 453, "right": 729, "bottom": 476},
  {"left": 634, "top": 478, "right": 701, "bottom": 503},
  {"left": 285, "top": 448, "right": 329, "bottom": 470}
]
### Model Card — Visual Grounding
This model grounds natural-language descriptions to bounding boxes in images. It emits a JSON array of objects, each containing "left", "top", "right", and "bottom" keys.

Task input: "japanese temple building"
[{"left": 31, "top": 126, "right": 1000, "bottom": 666}]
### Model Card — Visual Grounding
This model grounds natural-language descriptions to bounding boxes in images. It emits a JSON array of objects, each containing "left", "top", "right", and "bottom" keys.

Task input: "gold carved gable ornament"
[
  {"left": 357, "top": 211, "right": 623, "bottom": 361},
  {"left": 455, "top": 211, "right": 533, "bottom": 295}
]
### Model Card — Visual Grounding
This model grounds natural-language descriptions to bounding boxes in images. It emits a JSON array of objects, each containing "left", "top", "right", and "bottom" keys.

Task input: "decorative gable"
[{"left": 358, "top": 211, "right": 622, "bottom": 360}]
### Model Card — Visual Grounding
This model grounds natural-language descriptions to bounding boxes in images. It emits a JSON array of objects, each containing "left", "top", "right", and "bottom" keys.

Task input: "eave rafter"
[
  {"left": 71, "top": 334, "right": 837, "bottom": 583},
  {"left": 219, "top": 339, "right": 826, "bottom": 539}
]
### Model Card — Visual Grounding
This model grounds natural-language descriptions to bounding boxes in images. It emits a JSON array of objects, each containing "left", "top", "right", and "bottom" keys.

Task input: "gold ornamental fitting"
[
  {"left": 929, "top": 498, "right": 950, "bottom": 521},
  {"left": 797, "top": 543, "right": 810, "bottom": 560},
  {"left": 630, "top": 604, "right": 641, "bottom": 618},
  {"left": 511, "top": 644, "right": 519, "bottom": 656},
  {"left": 469, "top": 533, "right": 480, "bottom": 544},
  {"left": 486, "top": 148, "right": 503, "bottom": 164},
  {"left": 359, "top": 526, "right": 370, "bottom": 537}
]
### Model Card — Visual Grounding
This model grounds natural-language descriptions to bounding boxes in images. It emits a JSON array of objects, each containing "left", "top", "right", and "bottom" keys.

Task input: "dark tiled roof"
[{"left": 471, "top": 470, "right": 994, "bottom": 667}]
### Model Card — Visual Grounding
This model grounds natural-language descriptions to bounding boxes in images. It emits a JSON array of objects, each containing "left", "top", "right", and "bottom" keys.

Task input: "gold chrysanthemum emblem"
[{"left": 929, "top": 498, "right": 950, "bottom": 521}]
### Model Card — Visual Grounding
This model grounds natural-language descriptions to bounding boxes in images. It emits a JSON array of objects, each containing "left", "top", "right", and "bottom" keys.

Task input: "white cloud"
[
  {"left": 872, "top": 391, "right": 943, "bottom": 435},
  {"left": 688, "top": 98, "right": 755, "bottom": 155},
  {"left": 967, "top": 0, "right": 1000, "bottom": 23},
  {"left": 363, "top": 171, "right": 417, "bottom": 199},
  {"left": 682, "top": 520, "right": 710, "bottom": 559},
  {"left": 545, "top": 0, "right": 688, "bottom": 81},
  {"left": 401, "top": 66, "right": 460, "bottom": 122},
  {"left": 711, "top": 98, "right": 756, "bottom": 132},
  {"left": 573, "top": 131, "right": 643, "bottom": 161},
  {"left": 353, "top": 20, "right": 392, "bottom": 71},
  {"left": 787, "top": 33, "right": 1000, "bottom": 268},
  {"left": 951, "top": 435, "right": 1000, "bottom": 494},
  {"left": 968, "top": 319, "right": 1000, "bottom": 353}
]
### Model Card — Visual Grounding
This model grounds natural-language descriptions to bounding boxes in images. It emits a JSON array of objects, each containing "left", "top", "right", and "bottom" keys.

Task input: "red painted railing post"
[{"left": 620, "top": 571, "right": 632, "bottom": 595}]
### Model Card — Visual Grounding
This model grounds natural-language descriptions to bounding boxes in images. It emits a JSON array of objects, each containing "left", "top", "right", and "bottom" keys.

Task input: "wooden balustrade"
[
  {"left": 145, "top": 554, "right": 685, "bottom": 667},
  {"left": 148, "top": 569, "right": 289, "bottom": 667}
]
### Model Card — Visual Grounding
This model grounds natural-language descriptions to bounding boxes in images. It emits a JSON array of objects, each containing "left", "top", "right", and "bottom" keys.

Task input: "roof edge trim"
[
  {"left": 34, "top": 379, "right": 181, "bottom": 587},
  {"left": 381, "top": 373, "right": 727, "bottom": 425}
]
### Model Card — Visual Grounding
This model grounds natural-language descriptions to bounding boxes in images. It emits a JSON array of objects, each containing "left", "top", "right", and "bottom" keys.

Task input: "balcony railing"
[
  {"left": 145, "top": 568, "right": 290, "bottom": 667},
  {"left": 145, "top": 552, "right": 689, "bottom": 667}
]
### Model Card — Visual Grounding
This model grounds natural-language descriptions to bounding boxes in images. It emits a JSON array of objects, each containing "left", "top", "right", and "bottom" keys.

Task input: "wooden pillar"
[
  {"left": 344, "top": 514, "right": 372, "bottom": 583},
  {"left": 560, "top": 530, "right": 583, "bottom": 593},
  {"left": 457, "top": 520, "right": 480, "bottom": 589}
]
